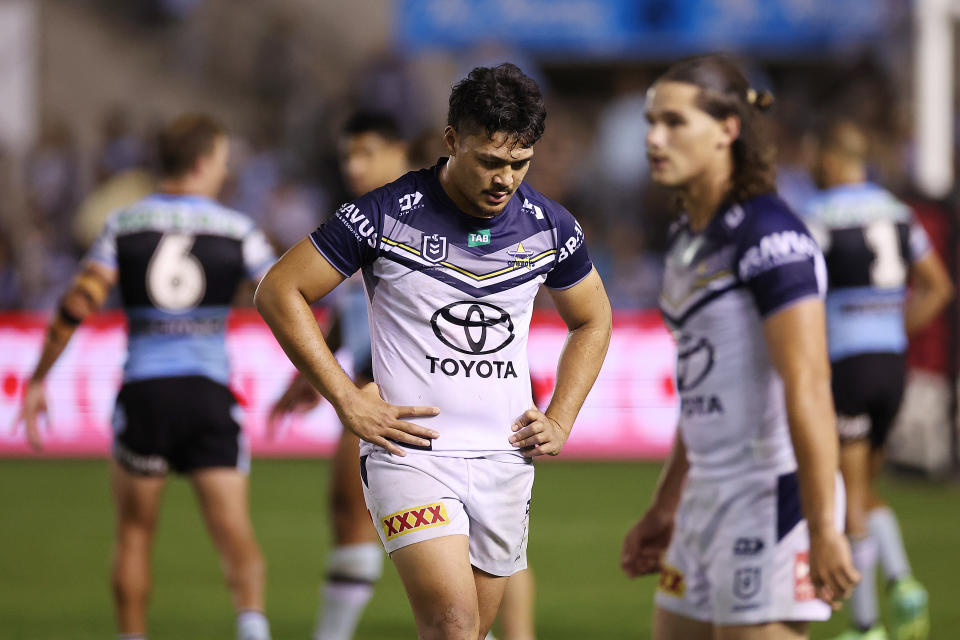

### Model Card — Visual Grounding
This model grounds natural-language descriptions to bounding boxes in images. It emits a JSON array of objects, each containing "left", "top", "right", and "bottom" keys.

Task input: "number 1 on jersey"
[{"left": 864, "top": 221, "right": 907, "bottom": 289}]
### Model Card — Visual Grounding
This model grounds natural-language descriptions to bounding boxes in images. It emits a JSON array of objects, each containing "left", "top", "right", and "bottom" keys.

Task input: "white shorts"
[
  {"left": 655, "top": 469, "right": 844, "bottom": 626},
  {"left": 360, "top": 450, "right": 535, "bottom": 577}
]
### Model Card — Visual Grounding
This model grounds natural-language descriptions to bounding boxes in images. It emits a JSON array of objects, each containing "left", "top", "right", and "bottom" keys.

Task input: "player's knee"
[
  {"left": 420, "top": 604, "right": 479, "bottom": 640},
  {"left": 326, "top": 543, "right": 383, "bottom": 584}
]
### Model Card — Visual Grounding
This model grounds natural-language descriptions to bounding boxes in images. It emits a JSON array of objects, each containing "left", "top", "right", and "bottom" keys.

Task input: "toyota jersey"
[
  {"left": 660, "top": 194, "right": 826, "bottom": 479},
  {"left": 86, "top": 193, "right": 276, "bottom": 384},
  {"left": 309, "top": 159, "right": 593, "bottom": 458},
  {"left": 802, "top": 182, "right": 932, "bottom": 361}
]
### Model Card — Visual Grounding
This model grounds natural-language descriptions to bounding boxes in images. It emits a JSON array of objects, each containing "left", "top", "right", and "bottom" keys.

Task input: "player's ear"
[
  {"left": 718, "top": 115, "right": 741, "bottom": 149},
  {"left": 442, "top": 126, "right": 458, "bottom": 156}
]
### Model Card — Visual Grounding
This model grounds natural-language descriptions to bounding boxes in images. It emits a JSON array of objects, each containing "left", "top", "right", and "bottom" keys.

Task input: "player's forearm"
[
  {"left": 905, "top": 284, "right": 953, "bottom": 336},
  {"left": 649, "top": 431, "right": 688, "bottom": 516},
  {"left": 784, "top": 375, "right": 838, "bottom": 534},
  {"left": 255, "top": 281, "right": 357, "bottom": 408},
  {"left": 544, "top": 315, "right": 611, "bottom": 434},
  {"left": 30, "top": 319, "right": 78, "bottom": 382}
]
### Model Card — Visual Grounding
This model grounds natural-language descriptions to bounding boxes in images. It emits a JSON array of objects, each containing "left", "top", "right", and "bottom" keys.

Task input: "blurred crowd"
[{"left": 0, "top": 2, "right": 931, "bottom": 313}]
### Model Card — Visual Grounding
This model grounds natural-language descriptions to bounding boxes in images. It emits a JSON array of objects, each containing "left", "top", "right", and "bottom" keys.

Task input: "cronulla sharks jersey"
[
  {"left": 310, "top": 159, "right": 593, "bottom": 457},
  {"left": 660, "top": 194, "right": 826, "bottom": 479},
  {"left": 802, "top": 182, "right": 931, "bottom": 361},
  {"left": 86, "top": 194, "right": 276, "bottom": 384}
]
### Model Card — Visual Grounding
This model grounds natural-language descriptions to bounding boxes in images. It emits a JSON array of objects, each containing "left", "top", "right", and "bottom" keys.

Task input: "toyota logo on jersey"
[
  {"left": 676, "top": 335, "right": 714, "bottom": 392},
  {"left": 430, "top": 302, "right": 515, "bottom": 355}
]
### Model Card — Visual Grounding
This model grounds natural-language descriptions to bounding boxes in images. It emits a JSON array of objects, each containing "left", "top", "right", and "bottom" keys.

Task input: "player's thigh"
[
  {"left": 392, "top": 535, "right": 479, "bottom": 631},
  {"left": 715, "top": 620, "right": 806, "bottom": 640},
  {"left": 189, "top": 468, "right": 256, "bottom": 545},
  {"left": 654, "top": 606, "right": 713, "bottom": 640},
  {"left": 111, "top": 460, "right": 166, "bottom": 532},
  {"left": 330, "top": 429, "right": 374, "bottom": 543}
]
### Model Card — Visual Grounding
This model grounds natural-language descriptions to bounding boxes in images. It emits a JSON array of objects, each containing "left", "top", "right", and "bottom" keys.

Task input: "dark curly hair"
[
  {"left": 658, "top": 54, "right": 776, "bottom": 203},
  {"left": 447, "top": 63, "right": 546, "bottom": 148}
]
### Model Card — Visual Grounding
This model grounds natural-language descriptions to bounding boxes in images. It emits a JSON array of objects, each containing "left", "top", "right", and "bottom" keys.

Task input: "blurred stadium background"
[{"left": 0, "top": 0, "right": 958, "bottom": 638}]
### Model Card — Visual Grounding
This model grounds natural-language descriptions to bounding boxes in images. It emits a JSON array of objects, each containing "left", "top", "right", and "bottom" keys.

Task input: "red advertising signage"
[{"left": 0, "top": 310, "right": 679, "bottom": 459}]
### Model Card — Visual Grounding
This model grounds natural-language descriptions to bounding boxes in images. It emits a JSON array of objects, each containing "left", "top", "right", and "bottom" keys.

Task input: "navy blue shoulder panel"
[{"left": 732, "top": 194, "right": 824, "bottom": 317}]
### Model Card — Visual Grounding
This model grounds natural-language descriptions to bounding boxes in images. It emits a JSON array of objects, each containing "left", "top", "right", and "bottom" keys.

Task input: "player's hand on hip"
[
  {"left": 509, "top": 409, "right": 570, "bottom": 457},
  {"left": 338, "top": 382, "right": 439, "bottom": 457},
  {"left": 266, "top": 374, "right": 322, "bottom": 440},
  {"left": 12, "top": 379, "right": 49, "bottom": 452},
  {"left": 620, "top": 508, "right": 674, "bottom": 578},
  {"left": 809, "top": 526, "right": 860, "bottom": 608}
]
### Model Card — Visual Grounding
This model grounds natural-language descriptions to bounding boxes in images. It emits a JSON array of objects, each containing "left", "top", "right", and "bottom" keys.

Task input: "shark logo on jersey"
[
  {"left": 431, "top": 301, "right": 515, "bottom": 355},
  {"left": 676, "top": 335, "right": 714, "bottom": 391},
  {"left": 422, "top": 234, "right": 448, "bottom": 263}
]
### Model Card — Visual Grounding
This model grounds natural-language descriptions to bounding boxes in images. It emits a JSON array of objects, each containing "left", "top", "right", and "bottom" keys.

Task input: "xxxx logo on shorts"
[
  {"left": 382, "top": 502, "right": 449, "bottom": 541},
  {"left": 658, "top": 563, "right": 685, "bottom": 598}
]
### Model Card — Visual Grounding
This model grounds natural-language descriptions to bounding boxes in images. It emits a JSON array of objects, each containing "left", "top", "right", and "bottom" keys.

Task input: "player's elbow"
[{"left": 253, "top": 267, "right": 284, "bottom": 320}]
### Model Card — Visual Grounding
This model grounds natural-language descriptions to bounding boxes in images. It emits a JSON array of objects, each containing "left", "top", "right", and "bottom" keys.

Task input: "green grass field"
[{"left": 0, "top": 459, "right": 955, "bottom": 639}]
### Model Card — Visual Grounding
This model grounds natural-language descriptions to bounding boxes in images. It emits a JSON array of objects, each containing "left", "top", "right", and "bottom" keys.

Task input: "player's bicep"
[
  {"left": 258, "top": 238, "right": 347, "bottom": 306},
  {"left": 762, "top": 297, "right": 830, "bottom": 388},
  {"left": 546, "top": 268, "right": 611, "bottom": 332}
]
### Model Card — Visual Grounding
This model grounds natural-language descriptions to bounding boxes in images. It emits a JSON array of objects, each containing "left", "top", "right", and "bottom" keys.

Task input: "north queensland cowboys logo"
[
  {"left": 431, "top": 301, "right": 515, "bottom": 355},
  {"left": 676, "top": 334, "right": 714, "bottom": 392},
  {"left": 421, "top": 233, "right": 448, "bottom": 263}
]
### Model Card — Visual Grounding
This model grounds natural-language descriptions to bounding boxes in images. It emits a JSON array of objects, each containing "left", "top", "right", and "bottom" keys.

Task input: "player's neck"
[
  {"left": 683, "top": 163, "right": 732, "bottom": 232},
  {"left": 159, "top": 177, "right": 215, "bottom": 199},
  {"left": 438, "top": 160, "right": 496, "bottom": 220}
]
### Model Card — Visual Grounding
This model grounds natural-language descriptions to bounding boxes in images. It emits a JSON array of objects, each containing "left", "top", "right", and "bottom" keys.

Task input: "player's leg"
[
  {"left": 653, "top": 607, "right": 713, "bottom": 640},
  {"left": 474, "top": 567, "right": 510, "bottom": 639},
  {"left": 864, "top": 357, "right": 927, "bottom": 640},
  {"left": 190, "top": 468, "right": 270, "bottom": 640},
  {"left": 493, "top": 568, "right": 536, "bottom": 640},
  {"left": 313, "top": 425, "right": 383, "bottom": 640},
  {"left": 393, "top": 536, "right": 484, "bottom": 639},
  {"left": 714, "top": 621, "right": 807, "bottom": 640},
  {"left": 110, "top": 460, "right": 166, "bottom": 637},
  {"left": 839, "top": 438, "right": 882, "bottom": 636}
]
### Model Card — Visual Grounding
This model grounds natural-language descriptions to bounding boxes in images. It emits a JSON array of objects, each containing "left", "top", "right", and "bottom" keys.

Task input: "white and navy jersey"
[
  {"left": 802, "top": 182, "right": 932, "bottom": 361},
  {"left": 309, "top": 159, "right": 593, "bottom": 457},
  {"left": 660, "top": 194, "right": 826, "bottom": 479},
  {"left": 86, "top": 194, "right": 276, "bottom": 385}
]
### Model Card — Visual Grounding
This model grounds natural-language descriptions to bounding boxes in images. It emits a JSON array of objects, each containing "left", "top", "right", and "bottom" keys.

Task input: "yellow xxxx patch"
[{"left": 382, "top": 502, "right": 449, "bottom": 541}]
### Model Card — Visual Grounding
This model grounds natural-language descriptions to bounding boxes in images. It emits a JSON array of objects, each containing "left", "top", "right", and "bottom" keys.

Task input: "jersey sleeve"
[
  {"left": 735, "top": 201, "right": 826, "bottom": 318},
  {"left": 242, "top": 227, "right": 277, "bottom": 281},
  {"left": 309, "top": 192, "right": 383, "bottom": 276},
  {"left": 544, "top": 207, "right": 593, "bottom": 289},
  {"left": 84, "top": 214, "right": 119, "bottom": 270}
]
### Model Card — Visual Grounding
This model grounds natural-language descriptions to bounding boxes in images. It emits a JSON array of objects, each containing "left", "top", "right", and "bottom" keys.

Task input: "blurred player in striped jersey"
[
  {"left": 15, "top": 114, "right": 276, "bottom": 640},
  {"left": 804, "top": 120, "right": 953, "bottom": 640},
  {"left": 269, "top": 109, "right": 539, "bottom": 640},
  {"left": 621, "top": 54, "right": 858, "bottom": 639}
]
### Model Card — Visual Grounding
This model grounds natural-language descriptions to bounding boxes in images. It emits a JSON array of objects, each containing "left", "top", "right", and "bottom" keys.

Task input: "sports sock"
[
  {"left": 236, "top": 609, "right": 270, "bottom": 640},
  {"left": 313, "top": 543, "right": 384, "bottom": 640},
  {"left": 848, "top": 535, "right": 880, "bottom": 632},
  {"left": 868, "top": 506, "right": 912, "bottom": 582}
]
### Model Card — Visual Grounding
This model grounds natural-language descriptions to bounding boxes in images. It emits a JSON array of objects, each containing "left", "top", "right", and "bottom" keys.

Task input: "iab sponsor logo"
[{"left": 382, "top": 502, "right": 449, "bottom": 541}]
